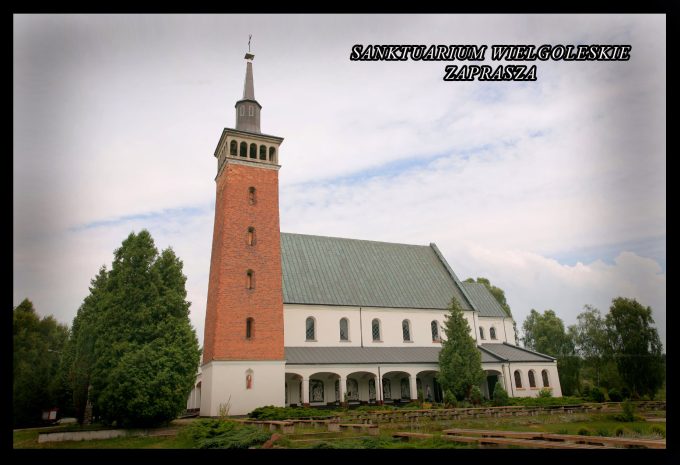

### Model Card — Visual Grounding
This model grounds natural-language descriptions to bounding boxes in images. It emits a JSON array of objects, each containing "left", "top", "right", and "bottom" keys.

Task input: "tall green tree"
[
  {"left": 569, "top": 305, "right": 615, "bottom": 388},
  {"left": 605, "top": 297, "right": 664, "bottom": 398},
  {"left": 68, "top": 230, "right": 200, "bottom": 427},
  {"left": 438, "top": 297, "right": 485, "bottom": 400},
  {"left": 522, "top": 309, "right": 580, "bottom": 395},
  {"left": 464, "top": 277, "right": 519, "bottom": 344},
  {"left": 13, "top": 299, "right": 69, "bottom": 427},
  {"left": 60, "top": 266, "right": 109, "bottom": 424}
]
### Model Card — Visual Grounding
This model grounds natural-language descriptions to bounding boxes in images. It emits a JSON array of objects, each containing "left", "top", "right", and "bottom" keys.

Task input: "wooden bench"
[
  {"left": 241, "top": 420, "right": 295, "bottom": 434},
  {"left": 328, "top": 423, "right": 379, "bottom": 435}
]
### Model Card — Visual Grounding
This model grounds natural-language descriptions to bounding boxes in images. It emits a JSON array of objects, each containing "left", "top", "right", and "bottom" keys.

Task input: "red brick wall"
[{"left": 203, "top": 162, "right": 284, "bottom": 362}]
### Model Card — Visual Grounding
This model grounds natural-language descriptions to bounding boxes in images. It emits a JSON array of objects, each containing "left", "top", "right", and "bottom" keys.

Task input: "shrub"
[
  {"left": 612, "top": 400, "right": 644, "bottom": 422},
  {"left": 589, "top": 387, "right": 605, "bottom": 403},
  {"left": 614, "top": 427, "right": 625, "bottom": 437},
  {"left": 607, "top": 388, "right": 623, "bottom": 402},
  {"left": 469, "top": 386, "right": 482, "bottom": 406},
  {"left": 185, "top": 419, "right": 271, "bottom": 449},
  {"left": 248, "top": 405, "right": 336, "bottom": 421},
  {"left": 581, "top": 383, "right": 592, "bottom": 399},
  {"left": 492, "top": 382, "right": 509, "bottom": 406},
  {"left": 577, "top": 428, "right": 590, "bottom": 436},
  {"left": 621, "top": 387, "right": 631, "bottom": 400},
  {"left": 650, "top": 426, "right": 665, "bottom": 439},
  {"left": 537, "top": 388, "right": 552, "bottom": 398},
  {"left": 443, "top": 390, "right": 458, "bottom": 408}
]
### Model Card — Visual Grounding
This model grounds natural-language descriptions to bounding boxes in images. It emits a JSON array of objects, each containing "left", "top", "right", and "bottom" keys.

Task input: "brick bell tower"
[{"left": 201, "top": 47, "right": 286, "bottom": 416}]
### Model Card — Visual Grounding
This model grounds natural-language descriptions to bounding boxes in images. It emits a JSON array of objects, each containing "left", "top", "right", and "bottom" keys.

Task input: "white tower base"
[{"left": 200, "top": 360, "right": 286, "bottom": 417}]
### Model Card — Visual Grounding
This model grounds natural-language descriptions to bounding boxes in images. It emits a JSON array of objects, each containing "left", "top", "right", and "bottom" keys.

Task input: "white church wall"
[
  {"left": 284, "top": 304, "right": 479, "bottom": 347},
  {"left": 476, "top": 316, "right": 512, "bottom": 343},
  {"left": 506, "top": 362, "right": 562, "bottom": 398}
]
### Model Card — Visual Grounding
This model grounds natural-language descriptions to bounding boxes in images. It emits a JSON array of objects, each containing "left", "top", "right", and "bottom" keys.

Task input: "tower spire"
[{"left": 235, "top": 36, "right": 261, "bottom": 133}]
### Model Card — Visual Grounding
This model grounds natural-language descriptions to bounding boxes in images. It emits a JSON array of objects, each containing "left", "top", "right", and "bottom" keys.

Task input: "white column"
[
  {"left": 409, "top": 374, "right": 418, "bottom": 401},
  {"left": 302, "top": 377, "right": 310, "bottom": 405},
  {"left": 339, "top": 376, "right": 346, "bottom": 404},
  {"left": 375, "top": 374, "right": 381, "bottom": 404}
]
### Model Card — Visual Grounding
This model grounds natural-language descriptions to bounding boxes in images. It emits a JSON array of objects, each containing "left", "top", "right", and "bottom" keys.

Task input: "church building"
[{"left": 187, "top": 50, "right": 562, "bottom": 417}]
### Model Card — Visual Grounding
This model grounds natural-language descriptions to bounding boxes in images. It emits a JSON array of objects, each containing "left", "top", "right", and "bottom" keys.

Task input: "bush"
[
  {"left": 469, "top": 386, "right": 482, "bottom": 406},
  {"left": 184, "top": 419, "right": 271, "bottom": 449},
  {"left": 607, "top": 388, "right": 623, "bottom": 402},
  {"left": 650, "top": 425, "right": 665, "bottom": 439},
  {"left": 581, "top": 383, "right": 591, "bottom": 399},
  {"left": 492, "top": 382, "right": 509, "bottom": 406},
  {"left": 443, "top": 390, "right": 458, "bottom": 408},
  {"left": 248, "top": 405, "right": 336, "bottom": 420},
  {"left": 589, "top": 386, "right": 605, "bottom": 403},
  {"left": 621, "top": 386, "right": 631, "bottom": 400},
  {"left": 577, "top": 428, "right": 590, "bottom": 436},
  {"left": 537, "top": 388, "right": 552, "bottom": 398},
  {"left": 614, "top": 427, "right": 625, "bottom": 437}
]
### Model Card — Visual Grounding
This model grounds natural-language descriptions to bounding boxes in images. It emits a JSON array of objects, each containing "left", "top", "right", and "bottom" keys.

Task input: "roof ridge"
[{"left": 428, "top": 243, "right": 478, "bottom": 312}]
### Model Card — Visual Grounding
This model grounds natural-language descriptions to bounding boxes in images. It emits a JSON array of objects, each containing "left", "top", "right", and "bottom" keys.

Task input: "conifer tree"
[{"left": 437, "top": 297, "right": 484, "bottom": 400}]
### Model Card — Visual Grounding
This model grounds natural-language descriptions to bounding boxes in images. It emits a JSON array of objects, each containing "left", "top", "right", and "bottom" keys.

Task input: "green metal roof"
[
  {"left": 280, "top": 233, "right": 472, "bottom": 310},
  {"left": 284, "top": 344, "right": 555, "bottom": 365},
  {"left": 461, "top": 282, "right": 509, "bottom": 318}
]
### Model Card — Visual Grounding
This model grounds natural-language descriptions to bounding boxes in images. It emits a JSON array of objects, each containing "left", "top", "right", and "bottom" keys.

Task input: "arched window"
[
  {"left": 490, "top": 327, "right": 497, "bottom": 340},
  {"left": 247, "top": 227, "right": 255, "bottom": 246},
  {"left": 230, "top": 140, "right": 237, "bottom": 156},
  {"left": 431, "top": 320, "right": 440, "bottom": 342},
  {"left": 402, "top": 320, "right": 411, "bottom": 342},
  {"left": 542, "top": 370, "right": 550, "bottom": 387},
  {"left": 239, "top": 106, "right": 245, "bottom": 116},
  {"left": 479, "top": 327, "right": 485, "bottom": 340},
  {"left": 248, "top": 105, "right": 254, "bottom": 117},
  {"left": 305, "top": 317, "right": 315, "bottom": 341},
  {"left": 339, "top": 318, "right": 349, "bottom": 341},
  {"left": 246, "top": 318, "right": 254, "bottom": 339},
  {"left": 246, "top": 270, "right": 254, "bottom": 289},
  {"left": 248, "top": 187, "right": 256, "bottom": 205},
  {"left": 269, "top": 147, "right": 276, "bottom": 162},
  {"left": 240, "top": 141, "right": 247, "bottom": 157},
  {"left": 372, "top": 319, "right": 381, "bottom": 342},
  {"left": 528, "top": 370, "right": 536, "bottom": 388},
  {"left": 259, "top": 145, "right": 267, "bottom": 160},
  {"left": 514, "top": 370, "right": 522, "bottom": 388},
  {"left": 249, "top": 143, "right": 257, "bottom": 159}
]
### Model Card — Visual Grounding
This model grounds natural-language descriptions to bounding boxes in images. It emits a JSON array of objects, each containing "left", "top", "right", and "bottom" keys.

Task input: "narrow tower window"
[
  {"left": 259, "top": 145, "right": 267, "bottom": 160},
  {"left": 402, "top": 320, "right": 411, "bottom": 342},
  {"left": 339, "top": 318, "right": 349, "bottom": 341},
  {"left": 249, "top": 143, "right": 257, "bottom": 158},
  {"left": 240, "top": 141, "right": 247, "bottom": 157},
  {"left": 306, "top": 317, "right": 315, "bottom": 341},
  {"left": 230, "top": 140, "right": 238, "bottom": 156},
  {"left": 239, "top": 106, "right": 245, "bottom": 116},
  {"left": 372, "top": 319, "right": 381, "bottom": 342},
  {"left": 490, "top": 327, "right": 497, "bottom": 340},
  {"left": 269, "top": 147, "right": 276, "bottom": 163},
  {"left": 246, "top": 318, "right": 254, "bottom": 339},
  {"left": 248, "top": 105, "right": 254, "bottom": 116},
  {"left": 248, "top": 187, "right": 256, "bottom": 205},
  {"left": 246, "top": 270, "right": 254, "bottom": 289},
  {"left": 247, "top": 227, "right": 255, "bottom": 246}
]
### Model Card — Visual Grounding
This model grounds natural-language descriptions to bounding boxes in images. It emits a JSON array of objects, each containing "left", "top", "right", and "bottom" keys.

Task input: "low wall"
[{"left": 38, "top": 429, "right": 128, "bottom": 443}]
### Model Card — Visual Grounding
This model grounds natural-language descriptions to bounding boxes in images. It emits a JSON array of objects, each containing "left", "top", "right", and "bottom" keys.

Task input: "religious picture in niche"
[
  {"left": 382, "top": 379, "right": 391, "bottom": 400},
  {"left": 368, "top": 379, "right": 376, "bottom": 402},
  {"left": 310, "top": 380, "right": 324, "bottom": 402},
  {"left": 401, "top": 378, "right": 410, "bottom": 399},
  {"left": 246, "top": 369, "right": 253, "bottom": 389},
  {"left": 347, "top": 379, "right": 359, "bottom": 401}
]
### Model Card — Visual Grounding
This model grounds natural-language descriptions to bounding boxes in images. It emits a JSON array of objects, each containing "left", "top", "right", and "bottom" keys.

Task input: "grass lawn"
[{"left": 14, "top": 410, "right": 665, "bottom": 449}]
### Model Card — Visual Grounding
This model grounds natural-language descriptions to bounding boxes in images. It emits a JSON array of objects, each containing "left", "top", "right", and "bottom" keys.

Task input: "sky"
[{"left": 13, "top": 14, "right": 666, "bottom": 349}]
